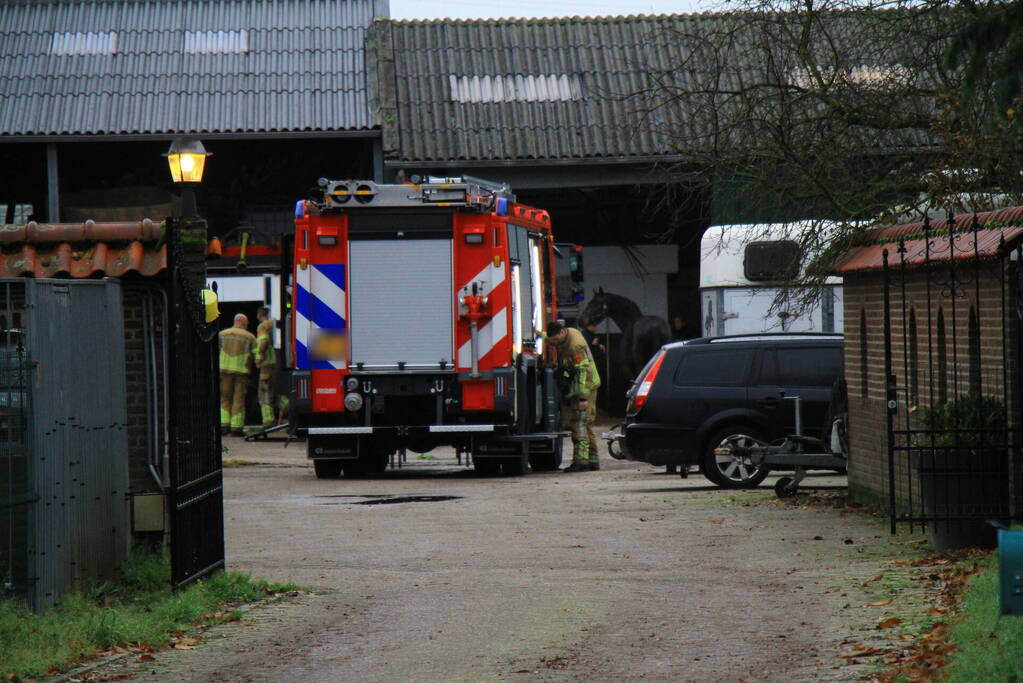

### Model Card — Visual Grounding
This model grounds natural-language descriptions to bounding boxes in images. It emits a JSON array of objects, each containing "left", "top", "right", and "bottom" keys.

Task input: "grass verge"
[
  {"left": 943, "top": 555, "right": 1023, "bottom": 682},
  {"left": 0, "top": 548, "right": 301, "bottom": 680}
]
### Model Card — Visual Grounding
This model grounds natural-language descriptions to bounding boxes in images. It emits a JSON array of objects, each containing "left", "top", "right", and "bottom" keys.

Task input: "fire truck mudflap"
[{"left": 288, "top": 176, "right": 566, "bottom": 478}]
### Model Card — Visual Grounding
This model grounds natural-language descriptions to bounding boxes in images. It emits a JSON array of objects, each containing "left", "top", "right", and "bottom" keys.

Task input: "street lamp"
[{"left": 163, "top": 137, "right": 211, "bottom": 217}]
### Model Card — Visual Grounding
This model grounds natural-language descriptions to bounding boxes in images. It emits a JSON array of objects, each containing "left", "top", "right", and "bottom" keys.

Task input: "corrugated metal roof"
[
  {"left": 372, "top": 13, "right": 934, "bottom": 164},
  {"left": 374, "top": 15, "right": 710, "bottom": 163},
  {"left": 0, "top": 220, "right": 166, "bottom": 277},
  {"left": 0, "top": 0, "right": 383, "bottom": 137},
  {"left": 833, "top": 207, "right": 1023, "bottom": 274}
]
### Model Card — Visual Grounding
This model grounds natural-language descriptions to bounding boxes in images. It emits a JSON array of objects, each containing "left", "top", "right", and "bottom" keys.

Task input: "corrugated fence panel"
[{"left": 27, "top": 279, "right": 129, "bottom": 611}]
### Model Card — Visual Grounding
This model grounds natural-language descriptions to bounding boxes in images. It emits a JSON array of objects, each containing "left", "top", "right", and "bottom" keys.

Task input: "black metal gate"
[
  {"left": 167, "top": 217, "right": 224, "bottom": 587},
  {"left": 0, "top": 283, "right": 31, "bottom": 604},
  {"left": 882, "top": 213, "right": 1023, "bottom": 544}
]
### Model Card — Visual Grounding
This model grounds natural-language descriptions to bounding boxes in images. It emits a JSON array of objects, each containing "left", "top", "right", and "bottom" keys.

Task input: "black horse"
[{"left": 580, "top": 288, "right": 671, "bottom": 381}]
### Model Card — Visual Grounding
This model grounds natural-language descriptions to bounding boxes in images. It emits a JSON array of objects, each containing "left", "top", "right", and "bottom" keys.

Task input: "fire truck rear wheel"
[
  {"left": 474, "top": 459, "right": 501, "bottom": 476},
  {"left": 528, "top": 438, "right": 563, "bottom": 472},
  {"left": 364, "top": 453, "right": 388, "bottom": 474},
  {"left": 528, "top": 454, "right": 552, "bottom": 471},
  {"left": 313, "top": 460, "right": 343, "bottom": 479},
  {"left": 502, "top": 455, "right": 529, "bottom": 476},
  {"left": 341, "top": 461, "right": 367, "bottom": 478}
]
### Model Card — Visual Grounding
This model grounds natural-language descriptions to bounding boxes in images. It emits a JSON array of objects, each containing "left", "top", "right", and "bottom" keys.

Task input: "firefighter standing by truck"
[
  {"left": 219, "top": 313, "right": 256, "bottom": 436},
  {"left": 547, "top": 320, "right": 601, "bottom": 472},
  {"left": 253, "top": 306, "right": 277, "bottom": 429}
]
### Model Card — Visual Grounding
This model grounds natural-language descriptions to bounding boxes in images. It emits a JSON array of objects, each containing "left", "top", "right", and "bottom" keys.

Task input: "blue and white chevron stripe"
[{"left": 295, "top": 263, "right": 346, "bottom": 370}]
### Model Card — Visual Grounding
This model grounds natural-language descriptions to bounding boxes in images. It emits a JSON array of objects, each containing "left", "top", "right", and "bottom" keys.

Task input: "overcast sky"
[{"left": 389, "top": 0, "right": 717, "bottom": 20}]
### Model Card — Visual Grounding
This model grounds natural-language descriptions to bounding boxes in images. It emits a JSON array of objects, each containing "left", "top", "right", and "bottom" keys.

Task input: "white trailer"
[{"left": 699, "top": 222, "right": 843, "bottom": 337}]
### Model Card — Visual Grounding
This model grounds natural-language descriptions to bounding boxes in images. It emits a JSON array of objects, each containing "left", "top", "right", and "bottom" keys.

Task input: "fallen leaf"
[
  {"left": 172, "top": 643, "right": 195, "bottom": 650},
  {"left": 878, "top": 617, "right": 903, "bottom": 628},
  {"left": 868, "top": 599, "right": 893, "bottom": 607},
  {"left": 138, "top": 654, "right": 155, "bottom": 662},
  {"left": 841, "top": 645, "right": 886, "bottom": 658},
  {"left": 927, "top": 607, "right": 946, "bottom": 616}
]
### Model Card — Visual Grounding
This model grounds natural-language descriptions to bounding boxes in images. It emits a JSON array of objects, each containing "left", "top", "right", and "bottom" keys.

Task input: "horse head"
[
  {"left": 580, "top": 288, "right": 642, "bottom": 329},
  {"left": 580, "top": 289, "right": 610, "bottom": 327}
]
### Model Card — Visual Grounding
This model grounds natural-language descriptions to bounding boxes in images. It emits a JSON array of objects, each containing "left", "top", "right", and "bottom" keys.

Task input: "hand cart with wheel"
[
  {"left": 603, "top": 423, "right": 628, "bottom": 460},
  {"left": 717, "top": 389, "right": 848, "bottom": 498}
]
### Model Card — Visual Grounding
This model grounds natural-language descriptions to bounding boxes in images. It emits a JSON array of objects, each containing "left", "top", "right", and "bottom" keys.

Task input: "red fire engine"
[{"left": 288, "top": 176, "right": 566, "bottom": 477}]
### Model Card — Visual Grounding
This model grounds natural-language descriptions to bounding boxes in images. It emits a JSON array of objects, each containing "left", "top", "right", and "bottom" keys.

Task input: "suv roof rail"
[
  {"left": 706, "top": 333, "right": 843, "bottom": 344},
  {"left": 664, "top": 332, "right": 844, "bottom": 350}
]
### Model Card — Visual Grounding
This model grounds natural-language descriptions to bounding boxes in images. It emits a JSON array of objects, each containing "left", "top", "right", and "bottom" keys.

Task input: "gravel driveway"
[{"left": 97, "top": 433, "right": 928, "bottom": 682}]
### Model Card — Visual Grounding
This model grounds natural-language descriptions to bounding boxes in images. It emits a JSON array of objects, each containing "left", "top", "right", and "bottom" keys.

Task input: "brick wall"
[
  {"left": 122, "top": 286, "right": 166, "bottom": 496},
  {"left": 843, "top": 263, "right": 1019, "bottom": 509}
]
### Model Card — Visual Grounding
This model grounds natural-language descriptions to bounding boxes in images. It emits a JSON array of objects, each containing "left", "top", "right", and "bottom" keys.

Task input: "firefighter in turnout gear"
[
  {"left": 253, "top": 307, "right": 277, "bottom": 429},
  {"left": 547, "top": 320, "right": 601, "bottom": 472},
  {"left": 219, "top": 313, "right": 256, "bottom": 436}
]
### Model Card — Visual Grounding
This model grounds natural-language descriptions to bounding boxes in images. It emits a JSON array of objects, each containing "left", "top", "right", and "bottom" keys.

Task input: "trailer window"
[{"left": 744, "top": 240, "right": 799, "bottom": 281}]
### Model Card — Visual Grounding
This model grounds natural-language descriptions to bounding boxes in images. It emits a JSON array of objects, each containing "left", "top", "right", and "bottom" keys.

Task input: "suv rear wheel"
[
  {"left": 701, "top": 427, "right": 770, "bottom": 489},
  {"left": 313, "top": 459, "right": 343, "bottom": 479}
]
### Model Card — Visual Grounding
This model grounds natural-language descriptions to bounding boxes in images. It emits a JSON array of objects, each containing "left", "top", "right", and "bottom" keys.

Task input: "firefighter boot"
[{"left": 563, "top": 441, "right": 590, "bottom": 472}]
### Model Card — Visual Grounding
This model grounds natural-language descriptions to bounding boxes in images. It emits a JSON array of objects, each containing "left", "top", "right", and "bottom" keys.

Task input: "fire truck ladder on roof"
[{"left": 318, "top": 176, "right": 516, "bottom": 212}]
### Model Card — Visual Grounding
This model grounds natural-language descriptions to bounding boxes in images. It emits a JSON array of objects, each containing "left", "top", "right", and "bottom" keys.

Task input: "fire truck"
[{"left": 288, "top": 176, "right": 570, "bottom": 477}]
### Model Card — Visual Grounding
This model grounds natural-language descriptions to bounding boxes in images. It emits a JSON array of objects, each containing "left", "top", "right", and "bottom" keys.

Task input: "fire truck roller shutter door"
[{"left": 349, "top": 239, "right": 454, "bottom": 370}]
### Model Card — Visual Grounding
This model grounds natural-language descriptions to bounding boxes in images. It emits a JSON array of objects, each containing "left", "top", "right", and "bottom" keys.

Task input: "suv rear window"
[
  {"left": 760, "top": 346, "right": 842, "bottom": 387},
  {"left": 673, "top": 348, "right": 753, "bottom": 386}
]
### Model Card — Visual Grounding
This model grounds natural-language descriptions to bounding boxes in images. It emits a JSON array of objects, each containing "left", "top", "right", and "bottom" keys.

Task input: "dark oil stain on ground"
[
  {"left": 354, "top": 495, "right": 462, "bottom": 505},
  {"left": 317, "top": 495, "right": 463, "bottom": 506}
]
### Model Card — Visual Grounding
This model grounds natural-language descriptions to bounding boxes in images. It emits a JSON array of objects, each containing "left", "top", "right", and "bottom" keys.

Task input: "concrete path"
[{"left": 99, "top": 435, "right": 925, "bottom": 682}]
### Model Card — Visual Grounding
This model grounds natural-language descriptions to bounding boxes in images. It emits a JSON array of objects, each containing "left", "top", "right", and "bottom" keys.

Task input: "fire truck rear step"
[{"left": 309, "top": 426, "right": 374, "bottom": 435}]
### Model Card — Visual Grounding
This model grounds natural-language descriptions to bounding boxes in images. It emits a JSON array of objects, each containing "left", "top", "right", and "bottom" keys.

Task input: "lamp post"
[
  {"left": 161, "top": 135, "right": 224, "bottom": 589},
  {"left": 163, "top": 136, "right": 211, "bottom": 218}
]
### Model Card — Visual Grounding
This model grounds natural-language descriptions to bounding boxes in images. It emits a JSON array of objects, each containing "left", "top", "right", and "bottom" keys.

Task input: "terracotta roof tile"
[
  {"left": 834, "top": 206, "right": 1023, "bottom": 274},
  {"left": 0, "top": 220, "right": 166, "bottom": 279}
]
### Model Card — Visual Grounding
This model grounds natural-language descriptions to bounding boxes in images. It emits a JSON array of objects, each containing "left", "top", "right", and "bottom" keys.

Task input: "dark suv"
[{"left": 620, "top": 334, "right": 844, "bottom": 488}]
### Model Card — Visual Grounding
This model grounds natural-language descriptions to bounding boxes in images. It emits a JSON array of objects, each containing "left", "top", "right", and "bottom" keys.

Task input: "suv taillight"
[{"left": 631, "top": 350, "right": 666, "bottom": 412}]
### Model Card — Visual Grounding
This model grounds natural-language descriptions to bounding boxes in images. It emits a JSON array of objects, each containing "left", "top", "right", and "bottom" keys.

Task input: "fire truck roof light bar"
[{"left": 318, "top": 178, "right": 516, "bottom": 212}]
